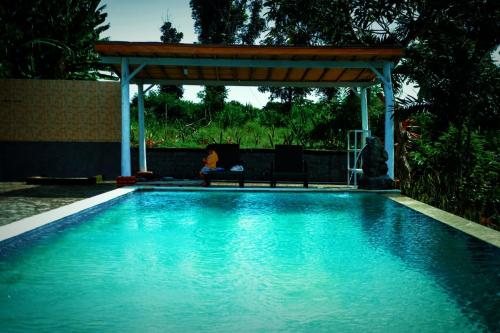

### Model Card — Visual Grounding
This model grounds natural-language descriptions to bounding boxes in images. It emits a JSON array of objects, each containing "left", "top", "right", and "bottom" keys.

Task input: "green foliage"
[
  {"left": 263, "top": 0, "right": 360, "bottom": 46},
  {"left": 259, "top": 0, "right": 364, "bottom": 115},
  {"left": 0, "top": 0, "right": 109, "bottom": 79},
  {"left": 190, "top": 0, "right": 264, "bottom": 45},
  {"left": 131, "top": 87, "right": 385, "bottom": 150},
  {"left": 375, "top": 0, "right": 500, "bottom": 227},
  {"left": 159, "top": 19, "right": 184, "bottom": 98},
  {"left": 403, "top": 125, "right": 499, "bottom": 229},
  {"left": 216, "top": 101, "right": 258, "bottom": 129},
  {"left": 190, "top": 0, "right": 266, "bottom": 115},
  {"left": 132, "top": 90, "right": 202, "bottom": 124},
  {"left": 241, "top": 0, "right": 265, "bottom": 45},
  {"left": 160, "top": 21, "right": 183, "bottom": 43},
  {"left": 306, "top": 88, "right": 385, "bottom": 149},
  {"left": 259, "top": 102, "right": 291, "bottom": 127},
  {"left": 197, "top": 86, "right": 228, "bottom": 121}
]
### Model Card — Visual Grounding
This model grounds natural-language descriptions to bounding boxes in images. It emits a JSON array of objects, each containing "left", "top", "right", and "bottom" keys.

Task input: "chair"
[
  {"left": 270, "top": 145, "right": 308, "bottom": 187},
  {"left": 204, "top": 144, "right": 245, "bottom": 187}
]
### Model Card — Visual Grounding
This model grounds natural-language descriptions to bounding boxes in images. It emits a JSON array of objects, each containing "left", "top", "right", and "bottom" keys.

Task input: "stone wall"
[
  {"left": 1, "top": 145, "right": 346, "bottom": 182},
  {"left": 132, "top": 148, "right": 347, "bottom": 183},
  {"left": 0, "top": 141, "right": 120, "bottom": 181},
  {"left": 0, "top": 79, "right": 121, "bottom": 181}
]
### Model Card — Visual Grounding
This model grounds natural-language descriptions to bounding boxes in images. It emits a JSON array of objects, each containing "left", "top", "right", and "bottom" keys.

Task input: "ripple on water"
[{"left": 0, "top": 191, "right": 498, "bottom": 333}]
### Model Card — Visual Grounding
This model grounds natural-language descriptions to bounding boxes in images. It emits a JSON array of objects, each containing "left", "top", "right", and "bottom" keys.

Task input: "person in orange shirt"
[{"left": 200, "top": 148, "right": 219, "bottom": 176}]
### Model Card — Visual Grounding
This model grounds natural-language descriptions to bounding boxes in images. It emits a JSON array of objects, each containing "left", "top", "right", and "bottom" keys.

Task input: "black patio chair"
[
  {"left": 270, "top": 145, "right": 308, "bottom": 188},
  {"left": 204, "top": 144, "right": 245, "bottom": 187}
]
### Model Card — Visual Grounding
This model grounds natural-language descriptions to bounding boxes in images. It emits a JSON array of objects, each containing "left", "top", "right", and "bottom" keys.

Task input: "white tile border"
[
  {"left": 384, "top": 193, "right": 500, "bottom": 248},
  {"left": 0, "top": 187, "right": 136, "bottom": 243}
]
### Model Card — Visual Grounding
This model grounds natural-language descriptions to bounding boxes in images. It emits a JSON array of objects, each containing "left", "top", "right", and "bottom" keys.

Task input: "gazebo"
[{"left": 95, "top": 42, "right": 403, "bottom": 180}]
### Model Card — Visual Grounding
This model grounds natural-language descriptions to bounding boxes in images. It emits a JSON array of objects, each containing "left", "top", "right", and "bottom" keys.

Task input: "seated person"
[{"left": 199, "top": 148, "right": 219, "bottom": 176}]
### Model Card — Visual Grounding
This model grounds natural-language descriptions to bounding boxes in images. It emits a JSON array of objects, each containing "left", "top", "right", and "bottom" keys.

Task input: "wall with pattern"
[{"left": 0, "top": 79, "right": 121, "bottom": 142}]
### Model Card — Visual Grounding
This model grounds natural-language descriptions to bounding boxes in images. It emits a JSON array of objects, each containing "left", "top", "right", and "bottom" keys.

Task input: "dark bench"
[
  {"left": 204, "top": 144, "right": 245, "bottom": 187},
  {"left": 270, "top": 145, "right": 308, "bottom": 187}
]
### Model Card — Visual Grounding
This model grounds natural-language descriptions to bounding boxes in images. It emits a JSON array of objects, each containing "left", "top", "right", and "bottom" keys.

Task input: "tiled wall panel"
[{"left": 0, "top": 79, "right": 121, "bottom": 142}]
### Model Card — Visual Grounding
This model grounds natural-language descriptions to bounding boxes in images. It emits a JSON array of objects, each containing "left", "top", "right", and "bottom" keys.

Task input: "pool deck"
[
  {"left": 0, "top": 181, "right": 498, "bottom": 248},
  {"left": 0, "top": 182, "right": 117, "bottom": 226},
  {"left": 384, "top": 193, "right": 500, "bottom": 248}
]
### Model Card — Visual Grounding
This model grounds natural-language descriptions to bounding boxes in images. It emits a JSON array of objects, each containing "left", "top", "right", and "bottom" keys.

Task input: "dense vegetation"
[
  {"left": 1, "top": 0, "right": 498, "bottom": 228},
  {"left": 0, "top": 0, "right": 108, "bottom": 79},
  {"left": 129, "top": 87, "right": 385, "bottom": 149}
]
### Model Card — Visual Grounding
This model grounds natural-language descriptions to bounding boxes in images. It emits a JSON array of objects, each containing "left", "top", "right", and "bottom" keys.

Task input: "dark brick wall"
[
  {"left": 0, "top": 141, "right": 120, "bottom": 181},
  {"left": 132, "top": 148, "right": 347, "bottom": 183},
  {"left": 0, "top": 143, "right": 347, "bottom": 183}
]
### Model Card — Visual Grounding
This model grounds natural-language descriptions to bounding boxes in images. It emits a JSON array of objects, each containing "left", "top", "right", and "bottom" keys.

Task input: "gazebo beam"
[
  {"left": 130, "top": 79, "right": 375, "bottom": 88},
  {"left": 102, "top": 56, "right": 389, "bottom": 70}
]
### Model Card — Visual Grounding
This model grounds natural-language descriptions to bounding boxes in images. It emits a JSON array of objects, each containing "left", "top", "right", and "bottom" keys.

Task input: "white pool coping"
[
  {"left": 0, "top": 187, "right": 135, "bottom": 243},
  {"left": 384, "top": 193, "right": 500, "bottom": 248},
  {"left": 1, "top": 186, "right": 498, "bottom": 248}
]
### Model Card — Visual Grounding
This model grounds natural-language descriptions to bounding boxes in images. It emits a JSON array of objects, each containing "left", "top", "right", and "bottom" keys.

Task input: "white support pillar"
[
  {"left": 382, "top": 62, "right": 394, "bottom": 179},
  {"left": 121, "top": 57, "right": 131, "bottom": 176},
  {"left": 137, "top": 83, "right": 147, "bottom": 172},
  {"left": 360, "top": 87, "right": 369, "bottom": 144}
]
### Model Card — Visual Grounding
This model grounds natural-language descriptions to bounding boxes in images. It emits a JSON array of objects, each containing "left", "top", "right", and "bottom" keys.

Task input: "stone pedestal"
[{"left": 358, "top": 136, "right": 394, "bottom": 190}]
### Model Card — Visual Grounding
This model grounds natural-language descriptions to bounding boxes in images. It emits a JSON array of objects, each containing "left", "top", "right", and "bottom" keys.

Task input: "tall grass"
[{"left": 130, "top": 119, "right": 291, "bottom": 149}]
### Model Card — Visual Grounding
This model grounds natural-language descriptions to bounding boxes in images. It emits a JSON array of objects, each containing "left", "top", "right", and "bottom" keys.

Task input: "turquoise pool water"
[{"left": 0, "top": 191, "right": 499, "bottom": 332}]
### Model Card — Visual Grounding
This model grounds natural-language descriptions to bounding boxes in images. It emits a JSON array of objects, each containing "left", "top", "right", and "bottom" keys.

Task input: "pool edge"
[
  {"left": 0, "top": 187, "right": 136, "bottom": 243},
  {"left": 2, "top": 186, "right": 498, "bottom": 249},
  {"left": 384, "top": 193, "right": 500, "bottom": 248}
]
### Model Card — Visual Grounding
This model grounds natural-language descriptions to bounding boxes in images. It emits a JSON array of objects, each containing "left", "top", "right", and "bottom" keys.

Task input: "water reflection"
[{"left": 357, "top": 194, "right": 500, "bottom": 331}]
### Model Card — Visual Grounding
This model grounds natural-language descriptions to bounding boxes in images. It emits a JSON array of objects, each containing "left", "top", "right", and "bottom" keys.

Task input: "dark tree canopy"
[
  {"left": 189, "top": 0, "right": 266, "bottom": 48},
  {"left": 160, "top": 21, "right": 184, "bottom": 44},
  {"left": 190, "top": 0, "right": 266, "bottom": 118},
  {"left": 0, "top": 0, "right": 109, "bottom": 79},
  {"left": 159, "top": 20, "right": 184, "bottom": 99}
]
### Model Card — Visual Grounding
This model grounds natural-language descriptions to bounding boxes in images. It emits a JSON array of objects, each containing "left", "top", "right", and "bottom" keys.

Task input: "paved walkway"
[{"left": 0, "top": 182, "right": 116, "bottom": 226}]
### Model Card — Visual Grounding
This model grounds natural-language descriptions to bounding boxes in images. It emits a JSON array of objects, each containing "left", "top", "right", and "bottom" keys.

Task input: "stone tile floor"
[{"left": 0, "top": 182, "right": 116, "bottom": 226}]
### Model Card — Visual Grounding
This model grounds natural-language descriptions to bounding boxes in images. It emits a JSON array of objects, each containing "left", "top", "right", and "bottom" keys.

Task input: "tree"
[
  {"left": 160, "top": 21, "right": 183, "bottom": 44},
  {"left": 259, "top": 0, "right": 362, "bottom": 113},
  {"left": 352, "top": 0, "right": 500, "bottom": 226},
  {"left": 159, "top": 20, "right": 184, "bottom": 99},
  {"left": 190, "top": 0, "right": 265, "bottom": 120},
  {"left": 0, "top": 0, "right": 109, "bottom": 79}
]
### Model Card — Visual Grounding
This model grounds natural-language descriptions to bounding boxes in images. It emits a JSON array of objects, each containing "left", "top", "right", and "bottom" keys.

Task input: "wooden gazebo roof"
[{"left": 95, "top": 42, "right": 404, "bottom": 87}]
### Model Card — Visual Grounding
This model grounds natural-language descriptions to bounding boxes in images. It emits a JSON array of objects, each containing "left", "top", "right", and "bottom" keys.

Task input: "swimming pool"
[{"left": 0, "top": 190, "right": 499, "bottom": 332}]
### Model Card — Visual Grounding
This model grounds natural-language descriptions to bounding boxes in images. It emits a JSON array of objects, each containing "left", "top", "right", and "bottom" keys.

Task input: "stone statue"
[{"left": 358, "top": 136, "right": 394, "bottom": 189}]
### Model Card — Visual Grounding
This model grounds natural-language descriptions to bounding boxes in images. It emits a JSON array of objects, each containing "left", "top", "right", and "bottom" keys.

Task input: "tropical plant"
[
  {"left": 0, "top": 0, "right": 109, "bottom": 79},
  {"left": 360, "top": 0, "right": 500, "bottom": 227}
]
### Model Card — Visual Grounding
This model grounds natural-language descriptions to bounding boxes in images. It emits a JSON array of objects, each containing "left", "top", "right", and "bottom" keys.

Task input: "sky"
[
  {"left": 102, "top": 0, "right": 271, "bottom": 107},
  {"left": 101, "top": 0, "right": 421, "bottom": 107}
]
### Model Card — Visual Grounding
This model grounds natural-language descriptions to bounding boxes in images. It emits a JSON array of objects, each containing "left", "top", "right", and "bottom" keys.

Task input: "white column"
[
  {"left": 137, "top": 83, "right": 147, "bottom": 172},
  {"left": 360, "top": 87, "right": 369, "bottom": 144},
  {"left": 382, "top": 63, "right": 394, "bottom": 179},
  {"left": 121, "top": 57, "right": 131, "bottom": 176}
]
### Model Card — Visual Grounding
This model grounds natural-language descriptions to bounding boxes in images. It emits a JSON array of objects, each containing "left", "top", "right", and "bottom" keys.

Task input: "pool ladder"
[{"left": 347, "top": 130, "right": 370, "bottom": 187}]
